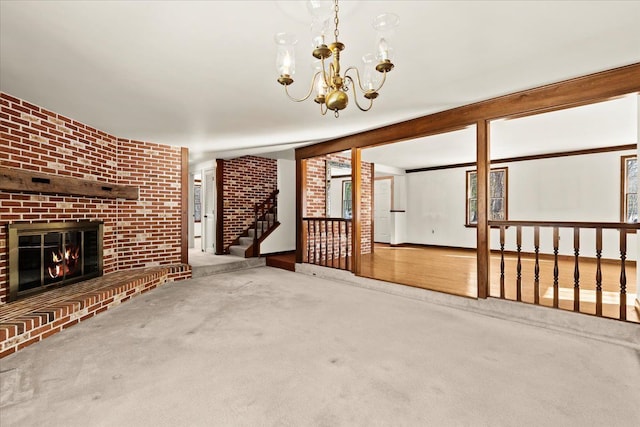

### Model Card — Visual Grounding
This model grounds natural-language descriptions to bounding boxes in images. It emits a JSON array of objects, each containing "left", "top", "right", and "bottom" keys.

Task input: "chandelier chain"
[{"left": 333, "top": 0, "right": 339, "bottom": 42}]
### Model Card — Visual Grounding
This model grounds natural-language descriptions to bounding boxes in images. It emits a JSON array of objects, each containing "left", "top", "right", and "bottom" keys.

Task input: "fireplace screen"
[{"left": 8, "top": 221, "right": 103, "bottom": 301}]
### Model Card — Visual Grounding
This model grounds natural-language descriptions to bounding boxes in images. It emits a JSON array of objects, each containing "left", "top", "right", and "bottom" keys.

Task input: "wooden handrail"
[
  {"left": 489, "top": 220, "right": 638, "bottom": 230},
  {"left": 252, "top": 189, "right": 279, "bottom": 256}
]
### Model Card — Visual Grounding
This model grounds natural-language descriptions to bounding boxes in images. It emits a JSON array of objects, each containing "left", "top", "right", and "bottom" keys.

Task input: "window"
[
  {"left": 621, "top": 155, "right": 637, "bottom": 223},
  {"left": 466, "top": 168, "right": 507, "bottom": 225},
  {"left": 342, "top": 180, "right": 352, "bottom": 219}
]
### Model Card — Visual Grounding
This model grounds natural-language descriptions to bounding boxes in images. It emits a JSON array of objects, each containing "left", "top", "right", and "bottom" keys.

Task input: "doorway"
[
  {"left": 201, "top": 168, "right": 216, "bottom": 253},
  {"left": 374, "top": 177, "right": 392, "bottom": 243}
]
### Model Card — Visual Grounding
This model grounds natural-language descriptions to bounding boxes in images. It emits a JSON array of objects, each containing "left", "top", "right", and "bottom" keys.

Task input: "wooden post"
[
  {"left": 499, "top": 226, "right": 505, "bottom": 299},
  {"left": 180, "top": 147, "right": 189, "bottom": 264},
  {"left": 215, "top": 160, "right": 224, "bottom": 255},
  {"left": 352, "top": 148, "right": 362, "bottom": 275},
  {"left": 295, "top": 159, "right": 307, "bottom": 263},
  {"left": 534, "top": 226, "right": 540, "bottom": 305},
  {"left": 476, "top": 120, "right": 490, "bottom": 299},
  {"left": 516, "top": 226, "right": 522, "bottom": 302},
  {"left": 619, "top": 229, "right": 627, "bottom": 321},
  {"left": 370, "top": 163, "right": 375, "bottom": 254},
  {"left": 573, "top": 227, "right": 580, "bottom": 312}
]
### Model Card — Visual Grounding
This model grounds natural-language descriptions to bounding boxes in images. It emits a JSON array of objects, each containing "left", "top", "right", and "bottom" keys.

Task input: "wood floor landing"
[
  {"left": 265, "top": 252, "right": 296, "bottom": 272},
  {"left": 361, "top": 244, "right": 638, "bottom": 323}
]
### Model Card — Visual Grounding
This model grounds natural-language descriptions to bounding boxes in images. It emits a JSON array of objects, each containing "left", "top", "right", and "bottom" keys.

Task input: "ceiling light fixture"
[{"left": 275, "top": 0, "right": 399, "bottom": 117}]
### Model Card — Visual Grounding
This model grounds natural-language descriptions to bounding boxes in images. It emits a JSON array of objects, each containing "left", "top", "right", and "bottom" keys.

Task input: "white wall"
[
  {"left": 393, "top": 175, "right": 407, "bottom": 210},
  {"left": 405, "top": 150, "right": 637, "bottom": 260},
  {"left": 261, "top": 159, "right": 296, "bottom": 254},
  {"left": 406, "top": 167, "right": 475, "bottom": 248}
]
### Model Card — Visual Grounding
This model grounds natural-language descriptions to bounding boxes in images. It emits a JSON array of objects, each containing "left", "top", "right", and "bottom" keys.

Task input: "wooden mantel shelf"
[{"left": 0, "top": 167, "right": 139, "bottom": 200}]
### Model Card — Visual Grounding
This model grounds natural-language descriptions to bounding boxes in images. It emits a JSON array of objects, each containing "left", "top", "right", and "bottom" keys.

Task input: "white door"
[
  {"left": 374, "top": 179, "right": 392, "bottom": 243},
  {"left": 202, "top": 168, "right": 216, "bottom": 253}
]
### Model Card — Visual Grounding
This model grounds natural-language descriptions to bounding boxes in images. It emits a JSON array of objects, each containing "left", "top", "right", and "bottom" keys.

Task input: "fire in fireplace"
[{"left": 8, "top": 221, "right": 103, "bottom": 301}]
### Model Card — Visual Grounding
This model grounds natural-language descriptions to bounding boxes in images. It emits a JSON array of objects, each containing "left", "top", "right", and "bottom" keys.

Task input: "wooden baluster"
[
  {"left": 330, "top": 220, "right": 334, "bottom": 268},
  {"left": 346, "top": 221, "right": 350, "bottom": 271},
  {"left": 327, "top": 220, "right": 335, "bottom": 266},
  {"left": 534, "top": 226, "right": 540, "bottom": 305},
  {"left": 516, "top": 226, "right": 522, "bottom": 302},
  {"left": 338, "top": 220, "right": 342, "bottom": 269},
  {"left": 595, "top": 228, "right": 603, "bottom": 317},
  {"left": 553, "top": 227, "right": 559, "bottom": 308},
  {"left": 313, "top": 220, "right": 317, "bottom": 265},
  {"left": 319, "top": 220, "right": 323, "bottom": 266},
  {"left": 573, "top": 227, "right": 580, "bottom": 312},
  {"left": 499, "top": 226, "right": 505, "bottom": 299},
  {"left": 324, "top": 220, "right": 328, "bottom": 267},
  {"left": 274, "top": 194, "right": 278, "bottom": 223},
  {"left": 309, "top": 220, "right": 313, "bottom": 264},
  {"left": 619, "top": 229, "right": 627, "bottom": 321},
  {"left": 253, "top": 205, "right": 258, "bottom": 255},
  {"left": 305, "top": 220, "right": 311, "bottom": 263}
]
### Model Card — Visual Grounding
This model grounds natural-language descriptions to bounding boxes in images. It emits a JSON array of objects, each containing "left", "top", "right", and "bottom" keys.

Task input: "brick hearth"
[{"left": 0, "top": 264, "right": 191, "bottom": 358}]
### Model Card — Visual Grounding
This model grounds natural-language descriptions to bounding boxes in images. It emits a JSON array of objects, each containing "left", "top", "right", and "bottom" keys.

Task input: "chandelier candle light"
[{"left": 275, "top": 0, "right": 399, "bottom": 117}]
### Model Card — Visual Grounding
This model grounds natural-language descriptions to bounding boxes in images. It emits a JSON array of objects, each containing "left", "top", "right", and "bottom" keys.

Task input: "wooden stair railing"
[
  {"left": 490, "top": 220, "right": 638, "bottom": 322},
  {"left": 252, "top": 189, "right": 279, "bottom": 256}
]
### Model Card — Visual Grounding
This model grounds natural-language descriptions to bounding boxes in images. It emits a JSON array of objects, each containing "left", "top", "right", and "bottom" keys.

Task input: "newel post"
[{"left": 295, "top": 158, "right": 307, "bottom": 264}]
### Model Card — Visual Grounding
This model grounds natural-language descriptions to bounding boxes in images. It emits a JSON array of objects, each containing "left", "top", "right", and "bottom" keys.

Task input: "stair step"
[
  {"left": 229, "top": 245, "right": 247, "bottom": 257},
  {"left": 246, "top": 229, "right": 264, "bottom": 239},
  {"left": 239, "top": 236, "right": 254, "bottom": 246}
]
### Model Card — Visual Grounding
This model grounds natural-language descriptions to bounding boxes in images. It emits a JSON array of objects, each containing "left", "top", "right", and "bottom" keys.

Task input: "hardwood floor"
[{"left": 360, "top": 244, "right": 639, "bottom": 323}]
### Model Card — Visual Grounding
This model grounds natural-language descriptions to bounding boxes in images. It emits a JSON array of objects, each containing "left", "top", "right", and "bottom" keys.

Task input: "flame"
[{"left": 48, "top": 243, "right": 80, "bottom": 279}]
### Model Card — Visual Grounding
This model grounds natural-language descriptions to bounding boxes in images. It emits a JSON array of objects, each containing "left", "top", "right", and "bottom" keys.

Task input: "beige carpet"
[{"left": 1, "top": 267, "right": 639, "bottom": 426}]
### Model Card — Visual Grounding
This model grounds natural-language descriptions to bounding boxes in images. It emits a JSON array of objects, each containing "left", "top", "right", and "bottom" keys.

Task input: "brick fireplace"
[{"left": 0, "top": 92, "right": 191, "bottom": 305}]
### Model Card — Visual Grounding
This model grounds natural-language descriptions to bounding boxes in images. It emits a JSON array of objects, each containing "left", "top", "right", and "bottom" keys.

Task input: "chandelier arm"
[
  {"left": 284, "top": 72, "right": 322, "bottom": 102},
  {"left": 345, "top": 76, "right": 374, "bottom": 112},
  {"left": 344, "top": 67, "right": 387, "bottom": 92},
  {"left": 320, "top": 103, "right": 328, "bottom": 116},
  {"left": 344, "top": 67, "right": 367, "bottom": 93},
  {"left": 373, "top": 69, "right": 388, "bottom": 92},
  {"left": 344, "top": 66, "right": 388, "bottom": 94}
]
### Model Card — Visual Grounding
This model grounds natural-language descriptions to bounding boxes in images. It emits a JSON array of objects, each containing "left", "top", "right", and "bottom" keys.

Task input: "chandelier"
[{"left": 275, "top": 0, "right": 399, "bottom": 117}]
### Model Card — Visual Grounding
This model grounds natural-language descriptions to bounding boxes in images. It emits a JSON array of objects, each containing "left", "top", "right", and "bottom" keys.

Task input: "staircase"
[{"left": 228, "top": 190, "right": 279, "bottom": 258}]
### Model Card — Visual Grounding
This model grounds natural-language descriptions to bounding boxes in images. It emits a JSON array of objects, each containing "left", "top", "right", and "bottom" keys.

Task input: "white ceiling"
[
  {"left": 1, "top": 1, "right": 639, "bottom": 165},
  {"left": 362, "top": 95, "right": 639, "bottom": 170}
]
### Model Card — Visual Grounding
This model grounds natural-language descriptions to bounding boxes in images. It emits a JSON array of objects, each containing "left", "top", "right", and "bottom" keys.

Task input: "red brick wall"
[
  {"left": 0, "top": 92, "right": 187, "bottom": 304},
  {"left": 222, "top": 156, "right": 277, "bottom": 251},
  {"left": 304, "top": 154, "right": 372, "bottom": 255}
]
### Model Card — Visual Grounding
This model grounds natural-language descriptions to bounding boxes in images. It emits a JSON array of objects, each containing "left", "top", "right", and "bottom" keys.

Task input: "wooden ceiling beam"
[{"left": 296, "top": 62, "right": 640, "bottom": 160}]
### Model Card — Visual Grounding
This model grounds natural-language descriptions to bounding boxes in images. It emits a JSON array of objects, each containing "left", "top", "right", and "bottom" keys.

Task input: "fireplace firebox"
[{"left": 8, "top": 221, "right": 103, "bottom": 301}]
